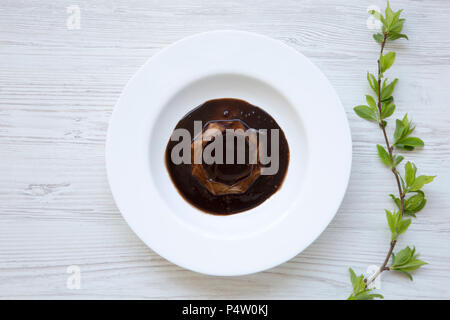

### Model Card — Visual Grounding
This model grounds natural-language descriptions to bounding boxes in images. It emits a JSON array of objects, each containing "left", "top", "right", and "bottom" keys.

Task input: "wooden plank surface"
[{"left": 1, "top": 0, "right": 449, "bottom": 299}]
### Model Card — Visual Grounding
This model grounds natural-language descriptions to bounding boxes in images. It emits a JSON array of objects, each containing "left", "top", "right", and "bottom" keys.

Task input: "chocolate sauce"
[{"left": 165, "top": 98, "right": 289, "bottom": 215}]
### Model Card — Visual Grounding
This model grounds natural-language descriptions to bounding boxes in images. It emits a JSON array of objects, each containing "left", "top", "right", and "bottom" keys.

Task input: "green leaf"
[
  {"left": 409, "top": 175, "right": 435, "bottom": 192},
  {"left": 396, "top": 137, "right": 424, "bottom": 150},
  {"left": 380, "top": 52, "right": 396, "bottom": 73},
  {"left": 367, "top": 72, "right": 378, "bottom": 93},
  {"left": 351, "top": 291, "right": 384, "bottom": 300},
  {"left": 404, "top": 191, "right": 426, "bottom": 215},
  {"left": 394, "top": 119, "right": 407, "bottom": 143},
  {"left": 390, "top": 194, "right": 402, "bottom": 210},
  {"left": 404, "top": 163, "right": 434, "bottom": 192},
  {"left": 392, "top": 115, "right": 419, "bottom": 150},
  {"left": 347, "top": 268, "right": 383, "bottom": 300},
  {"left": 354, "top": 105, "right": 377, "bottom": 121},
  {"left": 381, "top": 78, "right": 398, "bottom": 101},
  {"left": 388, "top": 7, "right": 405, "bottom": 33},
  {"left": 404, "top": 161, "right": 416, "bottom": 186},
  {"left": 382, "top": 102, "right": 395, "bottom": 118},
  {"left": 392, "top": 246, "right": 414, "bottom": 266},
  {"left": 401, "top": 114, "right": 415, "bottom": 135},
  {"left": 395, "top": 259, "right": 428, "bottom": 271},
  {"left": 392, "top": 154, "right": 404, "bottom": 168},
  {"left": 386, "top": 210, "right": 396, "bottom": 234},
  {"left": 382, "top": 95, "right": 394, "bottom": 105},
  {"left": 366, "top": 95, "right": 377, "bottom": 110},
  {"left": 373, "top": 33, "right": 385, "bottom": 44},
  {"left": 349, "top": 268, "right": 365, "bottom": 294},
  {"left": 391, "top": 20, "right": 404, "bottom": 33},
  {"left": 388, "top": 32, "right": 408, "bottom": 41},
  {"left": 390, "top": 190, "right": 426, "bottom": 217},
  {"left": 397, "top": 217, "right": 411, "bottom": 235},
  {"left": 349, "top": 267, "right": 358, "bottom": 291},
  {"left": 390, "top": 18, "right": 405, "bottom": 33},
  {"left": 399, "top": 174, "right": 407, "bottom": 191},
  {"left": 381, "top": 1, "right": 407, "bottom": 40},
  {"left": 384, "top": 2, "right": 405, "bottom": 32},
  {"left": 402, "top": 114, "right": 416, "bottom": 138},
  {"left": 376, "top": 144, "right": 391, "bottom": 166},
  {"left": 391, "top": 246, "right": 428, "bottom": 280},
  {"left": 395, "top": 270, "right": 413, "bottom": 280},
  {"left": 384, "top": 1, "right": 395, "bottom": 28},
  {"left": 386, "top": 209, "right": 410, "bottom": 240}
]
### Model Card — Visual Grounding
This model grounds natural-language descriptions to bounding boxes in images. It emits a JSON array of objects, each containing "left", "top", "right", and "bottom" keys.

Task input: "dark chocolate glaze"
[{"left": 164, "top": 98, "right": 289, "bottom": 215}]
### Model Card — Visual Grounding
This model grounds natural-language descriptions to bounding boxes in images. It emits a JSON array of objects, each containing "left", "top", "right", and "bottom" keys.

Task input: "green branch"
[{"left": 348, "top": 1, "right": 434, "bottom": 300}]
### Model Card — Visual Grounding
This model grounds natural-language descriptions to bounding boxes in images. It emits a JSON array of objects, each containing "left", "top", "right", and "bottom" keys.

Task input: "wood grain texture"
[{"left": 1, "top": 0, "right": 450, "bottom": 299}]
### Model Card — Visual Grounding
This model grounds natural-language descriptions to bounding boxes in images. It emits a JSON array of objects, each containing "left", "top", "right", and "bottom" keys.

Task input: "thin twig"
[{"left": 365, "top": 33, "right": 405, "bottom": 287}]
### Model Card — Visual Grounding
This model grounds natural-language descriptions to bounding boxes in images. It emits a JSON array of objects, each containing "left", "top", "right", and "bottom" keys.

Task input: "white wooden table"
[{"left": 1, "top": 0, "right": 449, "bottom": 299}]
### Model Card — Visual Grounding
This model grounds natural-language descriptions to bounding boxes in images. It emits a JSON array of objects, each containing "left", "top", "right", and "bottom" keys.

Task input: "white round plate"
[{"left": 106, "top": 30, "right": 352, "bottom": 276}]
